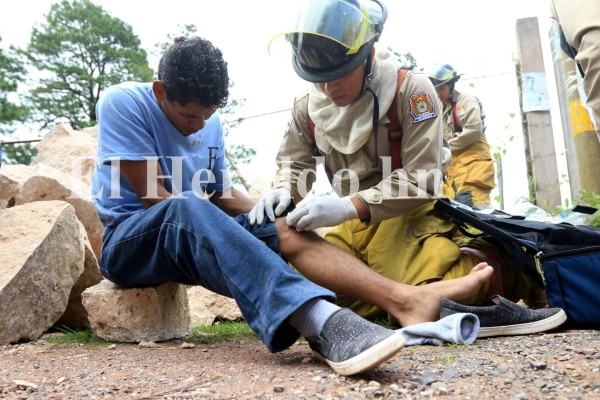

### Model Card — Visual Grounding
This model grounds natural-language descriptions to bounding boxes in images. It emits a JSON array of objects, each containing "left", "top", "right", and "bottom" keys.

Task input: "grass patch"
[
  {"left": 447, "top": 343, "right": 467, "bottom": 349},
  {"left": 188, "top": 320, "right": 256, "bottom": 344},
  {"left": 46, "top": 326, "right": 109, "bottom": 346},
  {"left": 435, "top": 354, "right": 458, "bottom": 363}
]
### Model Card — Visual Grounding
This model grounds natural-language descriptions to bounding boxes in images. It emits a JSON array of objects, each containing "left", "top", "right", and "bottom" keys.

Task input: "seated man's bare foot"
[{"left": 392, "top": 263, "right": 493, "bottom": 327}]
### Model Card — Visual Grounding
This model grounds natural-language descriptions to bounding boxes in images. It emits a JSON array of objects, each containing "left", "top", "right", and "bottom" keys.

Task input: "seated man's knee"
[{"left": 275, "top": 218, "right": 319, "bottom": 259}]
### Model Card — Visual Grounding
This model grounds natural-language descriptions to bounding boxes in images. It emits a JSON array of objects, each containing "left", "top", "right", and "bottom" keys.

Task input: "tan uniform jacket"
[
  {"left": 442, "top": 91, "right": 489, "bottom": 153},
  {"left": 550, "top": 0, "right": 600, "bottom": 136},
  {"left": 272, "top": 55, "right": 443, "bottom": 225}
]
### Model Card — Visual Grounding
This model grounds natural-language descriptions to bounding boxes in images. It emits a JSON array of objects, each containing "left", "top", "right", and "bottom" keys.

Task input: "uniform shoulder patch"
[
  {"left": 409, "top": 92, "right": 436, "bottom": 123},
  {"left": 456, "top": 104, "right": 467, "bottom": 117}
]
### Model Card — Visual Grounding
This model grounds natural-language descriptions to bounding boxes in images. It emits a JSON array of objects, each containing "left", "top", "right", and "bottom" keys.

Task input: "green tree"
[
  {"left": 20, "top": 0, "right": 153, "bottom": 130},
  {"left": 0, "top": 36, "right": 28, "bottom": 134},
  {"left": 155, "top": 27, "right": 256, "bottom": 190},
  {"left": 220, "top": 97, "right": 256, "bottom": 191},
  {"left": 0, "top": 35, "right": 30, "bottom": 165},
  {"left": 1, "top": 142, "right": 38, "bottom": 165},
  {"left": 388, "top": 47, "right": 418, "bottom": 69}
]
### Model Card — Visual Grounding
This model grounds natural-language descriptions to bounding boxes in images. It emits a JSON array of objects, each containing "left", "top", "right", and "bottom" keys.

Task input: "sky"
[{"left": 0, "top": 0, "right": 569, "bottom": 208}]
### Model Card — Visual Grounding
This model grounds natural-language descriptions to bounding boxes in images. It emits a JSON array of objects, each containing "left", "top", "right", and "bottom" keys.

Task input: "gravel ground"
[{"left": 0, "top": 328, "right": 598, "bottom": 399}]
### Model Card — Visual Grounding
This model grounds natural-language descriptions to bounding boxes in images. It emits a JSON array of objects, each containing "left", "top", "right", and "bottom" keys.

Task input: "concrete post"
[{"left": 516, "top": 17, "right": 562, "bottom": 208}]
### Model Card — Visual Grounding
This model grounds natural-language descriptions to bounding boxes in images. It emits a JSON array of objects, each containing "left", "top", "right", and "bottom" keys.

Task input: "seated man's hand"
[
  {"left": 248, "top": 188, "right": 292, "bottom": 224},
  {"left": 286, "top": 196, "right": 358, "bottom": 231}
]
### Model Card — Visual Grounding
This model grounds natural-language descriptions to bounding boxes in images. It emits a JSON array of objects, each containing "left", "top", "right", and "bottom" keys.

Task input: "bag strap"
[
  {"left": 308, "top": 68, "right": 409, "bottom": 171},
  {"left": 386, "top": 68, "right": 409, "bottom": 171},
  {"left": 451, "top": 100, "right": 463, "bottom": 133}
]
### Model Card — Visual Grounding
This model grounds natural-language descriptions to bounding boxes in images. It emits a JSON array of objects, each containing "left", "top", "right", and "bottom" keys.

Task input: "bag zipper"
[
  {"left": 534, "top": 245, "right": 600, "bottom": 287},
  {"left": 534, "top": 252, "right": 546, "bottom": 287}
]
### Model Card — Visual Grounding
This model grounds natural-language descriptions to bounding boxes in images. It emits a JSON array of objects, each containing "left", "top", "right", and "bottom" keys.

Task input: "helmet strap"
[
  {"left": 366, "top": 86, "right": 380, "bottom": 168},
  {"left": 362, "top": 48, "right": 376, "bottom": 94}
]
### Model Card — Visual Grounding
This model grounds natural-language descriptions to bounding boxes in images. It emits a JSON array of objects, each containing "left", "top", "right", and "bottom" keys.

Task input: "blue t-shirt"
[{"left": 91, "top": 82, "right": 231, "bottom": 232}]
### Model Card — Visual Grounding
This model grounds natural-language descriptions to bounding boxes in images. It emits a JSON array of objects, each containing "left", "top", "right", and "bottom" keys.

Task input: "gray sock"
[
  {"left": 397, "top": 313, "right": 480, "bottom": 346},
  {"left": 289, "top": 298, "right": 340, "bottom": 338}
]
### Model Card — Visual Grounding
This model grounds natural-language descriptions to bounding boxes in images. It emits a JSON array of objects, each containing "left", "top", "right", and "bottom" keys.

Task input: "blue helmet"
[{"left": 424, "top": 63, "right": 461, "bottom": 88}]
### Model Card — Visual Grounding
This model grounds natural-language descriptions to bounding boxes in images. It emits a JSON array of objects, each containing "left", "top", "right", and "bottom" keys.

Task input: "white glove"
[
  {"left": 248, "top": 188, "right": 292, "bottom": 225},
  {"left": 286, "top": 196, "right": 358, "bottom": 231}
]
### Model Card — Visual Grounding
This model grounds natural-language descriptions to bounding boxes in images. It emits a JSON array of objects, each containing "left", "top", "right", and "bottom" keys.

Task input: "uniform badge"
[
  {"left": 456, "top": 104, "right": 467, "bottom": 117},
  {"left": 409, "top": 92, "right": 436, "bottom": 123}
]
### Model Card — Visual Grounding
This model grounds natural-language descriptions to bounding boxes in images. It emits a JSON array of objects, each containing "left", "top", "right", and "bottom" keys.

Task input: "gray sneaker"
[
  {"left": 305, "top": 309, "right": 406, "bottom": 376},
  {"left": 440, "top": 295, "right": 567, "bottom": 338}
]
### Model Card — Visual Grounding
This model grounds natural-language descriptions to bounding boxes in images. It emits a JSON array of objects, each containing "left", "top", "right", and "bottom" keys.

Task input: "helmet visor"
[{"left": 270, "top": 0, "right": 380, "bottom": 55}]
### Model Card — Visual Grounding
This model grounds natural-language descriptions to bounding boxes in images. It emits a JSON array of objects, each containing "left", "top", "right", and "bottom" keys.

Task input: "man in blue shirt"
[{"left": 92, "top": 35, "right": 411, "bottom": 376}]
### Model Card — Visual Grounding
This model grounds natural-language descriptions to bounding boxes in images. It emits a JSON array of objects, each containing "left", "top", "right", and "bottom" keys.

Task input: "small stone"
[
  {"left": 180, "top": 342, "right": 196, "bottom": 349},
  {"left": 56, "top": 377, "right": 66, "bottom": 385},
  {"left": 273, "top": 385, "right": 284, "bottom": 393},
  {"left": 14, "top": 380, "right": 38, "bottom": 390},
  {"left": 531, "top": 361, "right": 547, "bottom": 370},
  {"left": 534, "top": 379, "right": 546, "bottom": 388}
]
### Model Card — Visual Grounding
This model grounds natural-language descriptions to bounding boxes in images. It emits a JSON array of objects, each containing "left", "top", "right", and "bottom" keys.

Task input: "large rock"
[
  {"left": 0, "top": 164, "right": 32, "bottom": 209},
  {"left": 0, "top": 201, "right": 85, "bottom": 345},
  {"left": 15, "top": 163, "right": 103, "bottom": 259},
  {"left": 187, "top": 286, "right": 243, "bottom": 326},
  {"left": 54, "top": 227, "right": 102, "bottom": 330},
  {"left": 82, "top": 280, "right": 190, "bottom": 342},
  {"left": 33, "top": 123, "right": 97, "bottom": 184}
]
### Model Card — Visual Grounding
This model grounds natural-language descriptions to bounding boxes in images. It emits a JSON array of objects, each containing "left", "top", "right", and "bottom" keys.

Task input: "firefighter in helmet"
[{"left": 426, "top": 63, "right": 496, "bottom": 209}]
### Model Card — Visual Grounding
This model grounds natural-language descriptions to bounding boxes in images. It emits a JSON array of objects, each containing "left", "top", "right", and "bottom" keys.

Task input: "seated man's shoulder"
[{"left": 103, "top": 82, "right": 152, "bottom": 101}]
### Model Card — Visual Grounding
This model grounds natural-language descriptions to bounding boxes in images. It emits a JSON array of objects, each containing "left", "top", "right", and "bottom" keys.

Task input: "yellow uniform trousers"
[{"left": 448, "top": 141, "right": 496, "bottom": 208}]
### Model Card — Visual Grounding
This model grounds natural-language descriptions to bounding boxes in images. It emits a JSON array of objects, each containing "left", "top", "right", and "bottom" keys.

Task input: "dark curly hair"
[{"left": 158, "top": 36, "right": 229, "bottom": 108}]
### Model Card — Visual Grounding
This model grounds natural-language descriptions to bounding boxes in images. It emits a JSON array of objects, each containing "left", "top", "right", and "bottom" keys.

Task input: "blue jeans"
[{"left": 100, "top": 192, "right": 334, "bottom": 352}]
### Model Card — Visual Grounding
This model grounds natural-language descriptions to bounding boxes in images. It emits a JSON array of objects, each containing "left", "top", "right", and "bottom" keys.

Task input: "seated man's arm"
[
  {"left": 119, "top": 160, "right": 173, "bottom": 209},
  {"left": 209, "top": 187, "right": 254, "bottom": 217}
]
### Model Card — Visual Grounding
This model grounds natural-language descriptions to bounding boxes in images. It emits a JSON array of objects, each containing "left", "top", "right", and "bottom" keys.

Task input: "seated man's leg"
[
  {"left": 275, "top": 209, "right": 494, "bottom": 327},
  {"left": 100, "top": 192, "right": 332, "bottom": 353},
  {"left": 101, "top": 193, "right": 406, "bottom": 375}
]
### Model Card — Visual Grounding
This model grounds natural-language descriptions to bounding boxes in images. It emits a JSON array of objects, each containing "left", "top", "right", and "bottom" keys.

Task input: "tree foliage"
[
  {"left": 0, "top": 35, "right": 28, "bottom": 136},
  {"left": 1, "top": 142, "right": 38, "bottom": 165},
  {"left": 388, "top": 47, "right": 418, "bottom": 69},
  {"left": 21, "top": 0, "right": 153, "bottom": 130}
]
